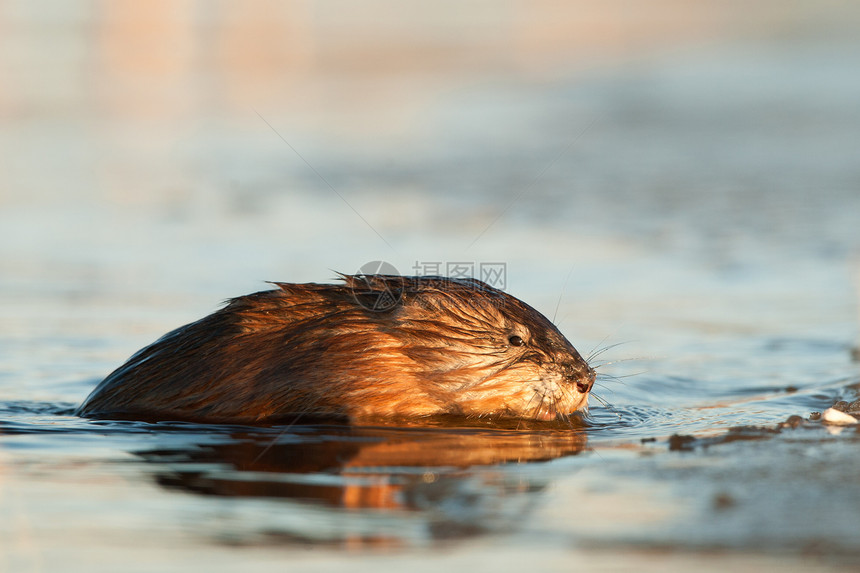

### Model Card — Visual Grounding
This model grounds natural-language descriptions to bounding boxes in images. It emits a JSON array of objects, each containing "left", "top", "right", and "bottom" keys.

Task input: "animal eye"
[{"left": 508, "top": 335, "right": 524, "bottom": 347}]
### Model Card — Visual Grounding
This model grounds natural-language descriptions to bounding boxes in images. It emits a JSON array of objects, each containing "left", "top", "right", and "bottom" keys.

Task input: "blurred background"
[
  {"left": 3, "top": 0, "right": 859, "bottom": 398},
  {"left": 2, "top": 1, "right": 860, "bottom": 570}
]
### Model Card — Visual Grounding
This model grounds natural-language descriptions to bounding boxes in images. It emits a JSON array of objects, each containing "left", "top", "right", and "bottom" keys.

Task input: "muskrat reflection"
[{"left": 137, "top": 422, "right": 586, "bottom": 544}]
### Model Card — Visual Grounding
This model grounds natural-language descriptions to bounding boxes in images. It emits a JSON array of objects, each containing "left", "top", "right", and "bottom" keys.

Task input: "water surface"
[{"left": 2, "top": 3, "right": 860, "bottom": 571}]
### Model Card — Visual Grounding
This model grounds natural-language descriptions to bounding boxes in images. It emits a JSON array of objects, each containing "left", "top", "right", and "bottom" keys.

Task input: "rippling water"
[{"left": 3, "top": 3, "right": 860, "bottom": 572}]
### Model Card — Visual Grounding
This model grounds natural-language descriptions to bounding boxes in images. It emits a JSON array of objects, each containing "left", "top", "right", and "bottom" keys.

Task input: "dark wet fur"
[{"left": 78, "top": 275, "right": 594, "bottom": 424}]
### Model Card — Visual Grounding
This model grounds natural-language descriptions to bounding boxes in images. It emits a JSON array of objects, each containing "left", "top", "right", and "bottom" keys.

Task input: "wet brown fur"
[{"left": 77, "top": 275, "right": 594, "bottom": 424}]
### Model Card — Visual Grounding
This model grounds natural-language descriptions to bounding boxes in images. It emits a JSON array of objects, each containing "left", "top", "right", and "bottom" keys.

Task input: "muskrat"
[{"left": 77, "top": 275, "right": 595, "bottom": 424}]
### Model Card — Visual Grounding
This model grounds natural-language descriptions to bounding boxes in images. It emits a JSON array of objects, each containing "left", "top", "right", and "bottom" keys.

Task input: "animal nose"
[{"left": 575, "top": 369, "right": 595, "bottom": 394}]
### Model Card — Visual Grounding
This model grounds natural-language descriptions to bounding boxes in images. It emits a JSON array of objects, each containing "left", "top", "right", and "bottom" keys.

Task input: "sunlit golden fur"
[{"left": 77, "top": 275, "right": 594, "bottom": 424}]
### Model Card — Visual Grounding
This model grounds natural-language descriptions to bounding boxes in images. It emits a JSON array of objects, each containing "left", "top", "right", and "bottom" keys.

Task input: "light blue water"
[{"left": 2, "top": 6, "right": 860, "bottom": 572}]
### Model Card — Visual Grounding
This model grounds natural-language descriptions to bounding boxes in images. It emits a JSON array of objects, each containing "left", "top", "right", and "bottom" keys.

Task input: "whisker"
[
  {"left": 552, "top": 267, "right": 575, "bottom": 325},
  {"left": 592, "top": 369, "right": 647, "bottom": 393},
  {"left": 560, "top": 388, "right": 579, "bottom": 429},
  {"left": 587, "top": 341, "right": 632, "bottom": 363},
  {"left": 586, "top": 333, "right": 614, "bottom": 363},
  {"left": 522, "top": 388, "right": 544, "bottom": 422},
  {"left": 536, "top": 392, "right": 553, "bottom": 422},
  {"left": 559, "top": 410, "right": 574, "bottom": 430},
  {"left": 597, "top": 370, "right": 647, "bottom": 380},
  {"left": 536, "top": 393, "right": 549, "bottom": 421},
  {"left": 592, "top": 356, "right": 650, "bottom": 369},
  {"left": 591, "top": 367, "right": 648, "bottom": 391},
  {"left": 589, "top": 392, "right": 623, "bottom": 419},
  {"left": 514, "top": 392, "right": 541, "bottom": 430},
  {"left": 593, "top": 381, "right": 617, "bottom": 392}
]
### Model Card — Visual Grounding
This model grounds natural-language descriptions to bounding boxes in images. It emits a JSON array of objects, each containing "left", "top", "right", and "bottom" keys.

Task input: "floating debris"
[{"left": 820, "top": 407, "right": 859, "bottom": 426}]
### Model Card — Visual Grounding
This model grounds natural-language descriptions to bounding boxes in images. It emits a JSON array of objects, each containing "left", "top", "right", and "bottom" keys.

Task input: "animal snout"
[{"left": 568, "top": 365, "right": 595, "bottom": 395}]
